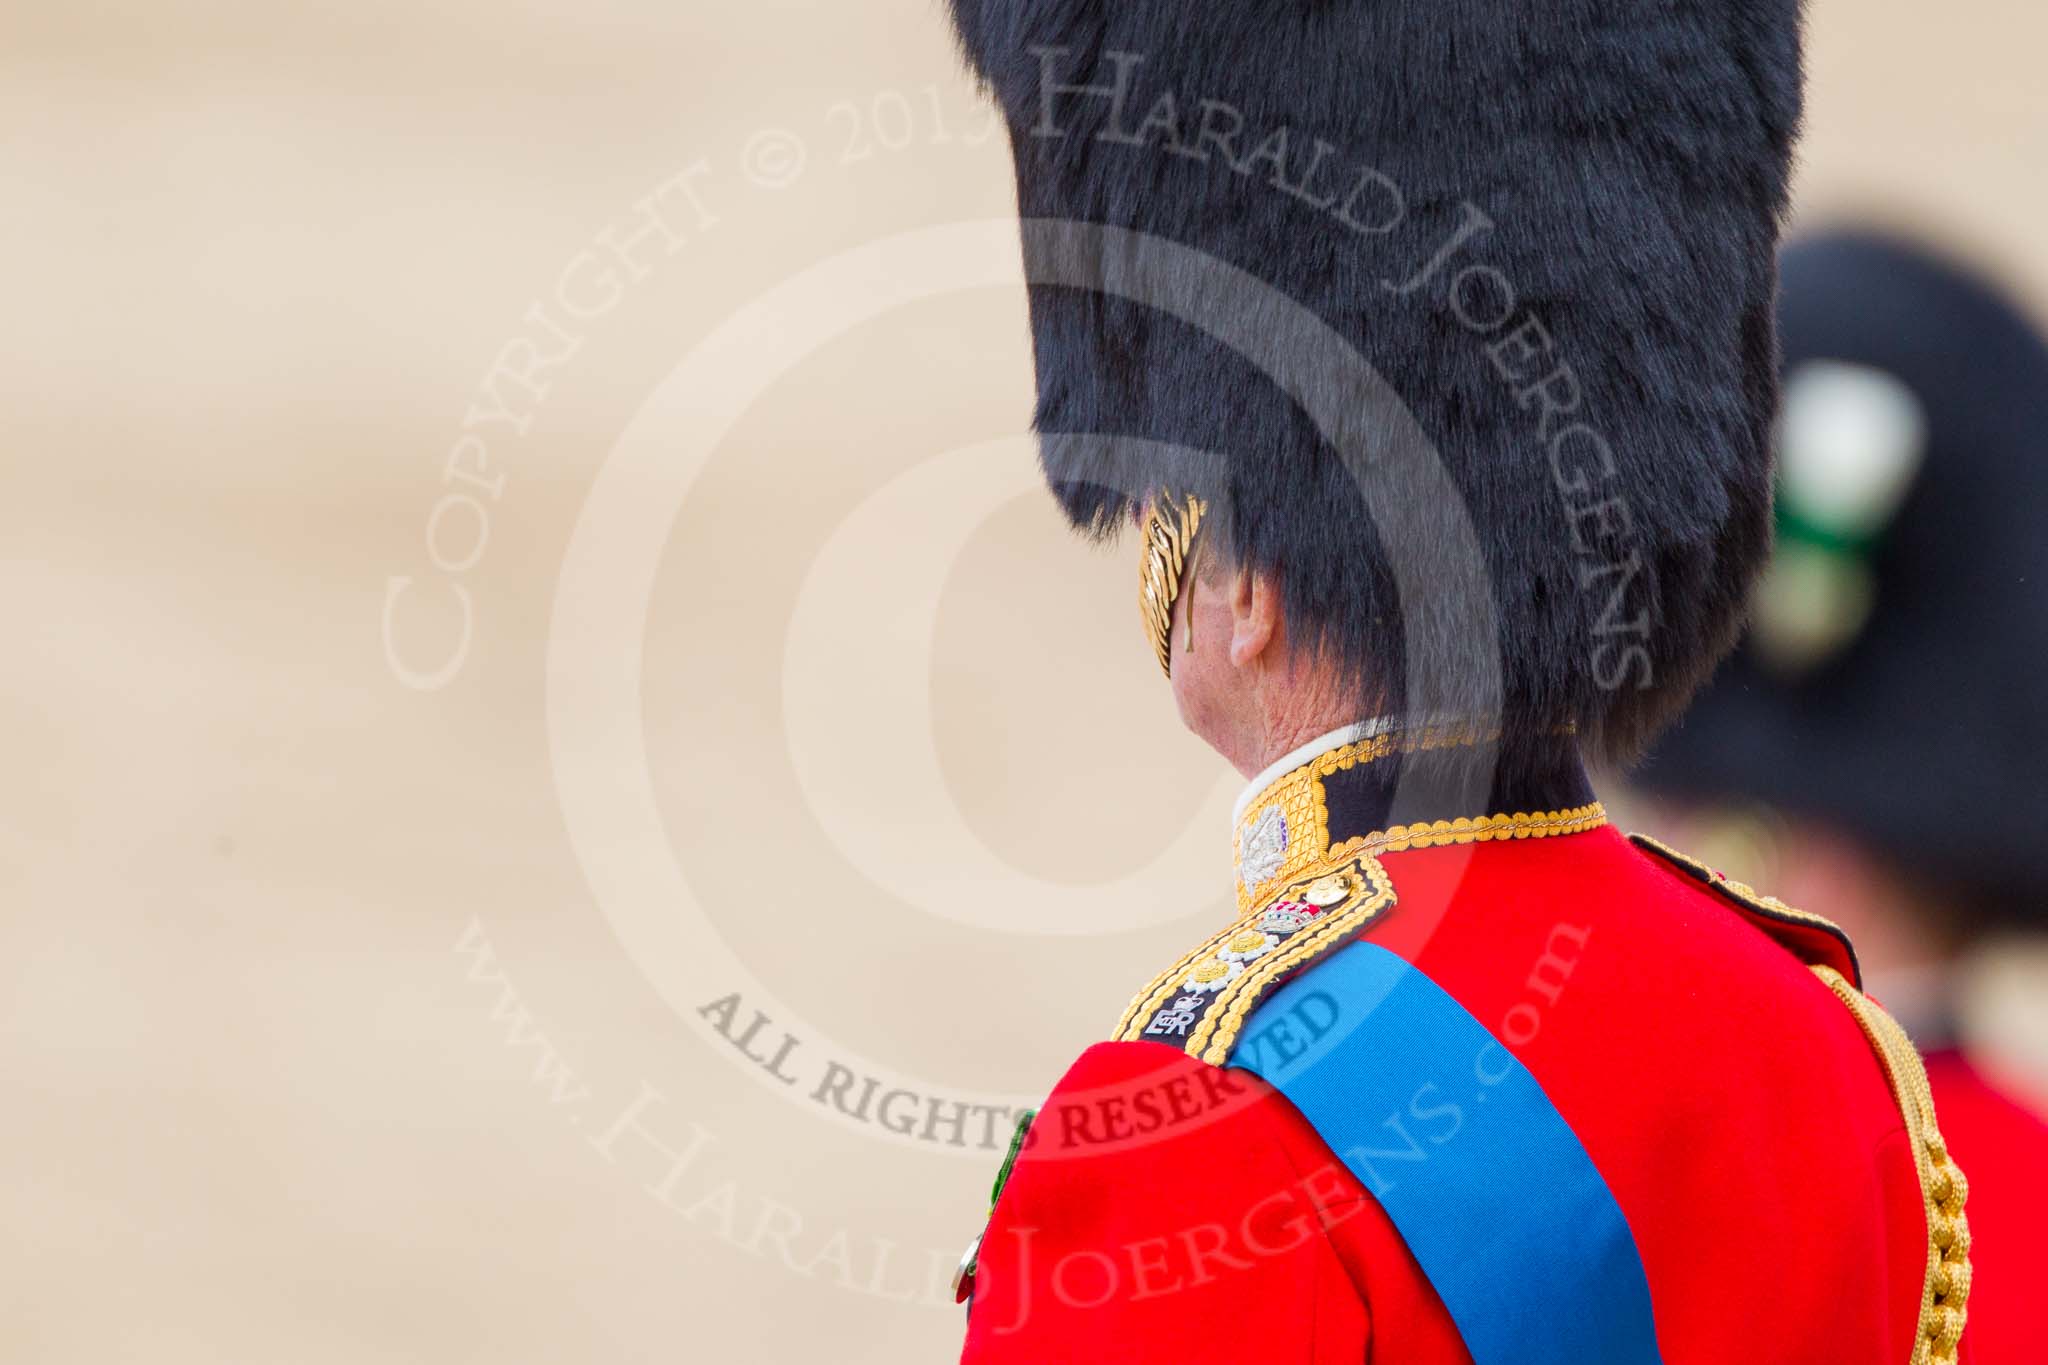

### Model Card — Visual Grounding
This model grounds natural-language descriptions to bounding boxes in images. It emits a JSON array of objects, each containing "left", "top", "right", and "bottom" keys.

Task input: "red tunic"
[
  {"left": 1922, "top": 1051, "right": 2047, "bottom": 1365},
  {"left": 960, "top": 825, "right": 1952, "bottom": 1363}
]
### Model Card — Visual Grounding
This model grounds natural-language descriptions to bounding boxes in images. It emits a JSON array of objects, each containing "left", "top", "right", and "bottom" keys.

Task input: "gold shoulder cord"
[
  {"left": 1631, "top": 834, "right": 1970, "bottom": 1362},
  {"left": 1812, "top": 967, "right": 1972, "bottom": 1364}
]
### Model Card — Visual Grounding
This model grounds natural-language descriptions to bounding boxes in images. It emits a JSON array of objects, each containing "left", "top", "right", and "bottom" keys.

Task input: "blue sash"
[{"left": 1230, "top": 942, "right": 1663, "bottom": 1365}]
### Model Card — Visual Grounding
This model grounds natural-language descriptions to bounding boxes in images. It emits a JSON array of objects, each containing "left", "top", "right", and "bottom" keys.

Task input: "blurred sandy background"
[{"left": 3, "top": 2, "right": 2044, "bottom": 1360}]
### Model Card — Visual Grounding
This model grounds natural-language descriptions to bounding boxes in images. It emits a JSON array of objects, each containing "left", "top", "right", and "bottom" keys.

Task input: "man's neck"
[{"left": 1227, "top": 689, "right": 1386, "bottom": 779}]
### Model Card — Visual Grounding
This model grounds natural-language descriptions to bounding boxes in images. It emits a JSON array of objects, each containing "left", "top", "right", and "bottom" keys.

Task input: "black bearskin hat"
[
  {"left": 1641, "top": 229, "right": 2048, "bottom": 916},
  {"left": 947, "top": 1, "right": 1803, "bottom": 764}
]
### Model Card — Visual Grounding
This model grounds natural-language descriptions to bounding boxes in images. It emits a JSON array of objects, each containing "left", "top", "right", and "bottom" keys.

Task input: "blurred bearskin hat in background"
[
  {"left": 946, "top": 0, "right": 1804, "bottom": 765},
  {"left": 1640, "top": 229, "right": 2048, "bottom": 920}
]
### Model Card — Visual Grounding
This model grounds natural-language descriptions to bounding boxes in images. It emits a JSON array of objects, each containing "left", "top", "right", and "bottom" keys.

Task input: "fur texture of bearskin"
[{"left": 947, "top": 0, "right": 1803, "bottom": 765}]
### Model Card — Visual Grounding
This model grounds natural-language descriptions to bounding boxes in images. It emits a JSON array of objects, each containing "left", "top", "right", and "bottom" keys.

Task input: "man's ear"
[{"left": 1228, "top": 568, "right": 1280, "bottom": 669}]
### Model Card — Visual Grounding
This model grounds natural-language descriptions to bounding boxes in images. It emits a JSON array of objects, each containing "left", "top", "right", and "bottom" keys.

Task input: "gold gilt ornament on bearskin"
[{"left": 1138, "top": 492, "right": 1206, "bottom": 678}]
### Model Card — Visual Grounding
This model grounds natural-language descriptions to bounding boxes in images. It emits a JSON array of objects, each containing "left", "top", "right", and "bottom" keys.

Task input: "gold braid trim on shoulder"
[
  {"left": 1189, "top": 856, "right": 1394, "bottom": 1065},
  {"left": 1113, "top": 853, "right": 1396, "bottom": 1063},
  {"left": 1118, "top": 805, "right": 1606, "bottom": 1065},
  {"left": 1812, "top": 967, "right": 1972, "bottom": 1364}
]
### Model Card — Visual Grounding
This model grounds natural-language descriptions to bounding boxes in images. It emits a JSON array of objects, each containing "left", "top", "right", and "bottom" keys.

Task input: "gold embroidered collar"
[
  {"left": 1230, "top": 722, "right": 1602, "bottom": 914},
  {"left": 1118, "top": 724, "right": 1607, "bottom": 1064}
]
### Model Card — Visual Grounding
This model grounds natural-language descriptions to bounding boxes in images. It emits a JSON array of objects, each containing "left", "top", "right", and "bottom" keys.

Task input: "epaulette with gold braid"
[
  {"left": 1117, "top": 804, "right": 1606, "bottom": 1067},
  {"left": 1114, "top": 853, "right": 1396, "bottom": 1067}
]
